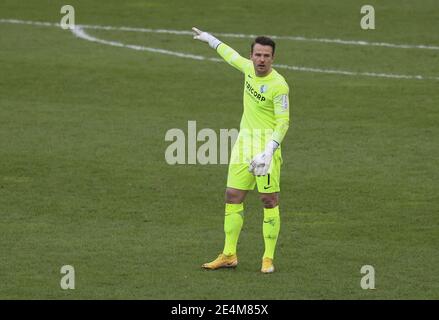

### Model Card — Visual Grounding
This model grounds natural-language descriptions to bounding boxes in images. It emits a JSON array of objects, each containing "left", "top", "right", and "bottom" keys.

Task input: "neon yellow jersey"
[{"left": 216, "top": 43, "right": 290, "bottom": 161}]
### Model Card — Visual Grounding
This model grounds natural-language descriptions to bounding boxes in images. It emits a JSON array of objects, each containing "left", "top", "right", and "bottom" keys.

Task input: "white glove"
[
  {"left": 249, "top": 140, "right": 279, "bottom": 176},
  {"left": 192, "top": 27, "right": 222, "bottom": 49}
]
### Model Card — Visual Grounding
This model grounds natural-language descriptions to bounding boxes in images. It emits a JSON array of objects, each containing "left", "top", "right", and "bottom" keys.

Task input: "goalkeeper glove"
[
  {"left": 248, "top": 140, "right": 279, "bottom": 176},
  {"left": 192, "top": 27, "right": 222, "bottom": 49}
]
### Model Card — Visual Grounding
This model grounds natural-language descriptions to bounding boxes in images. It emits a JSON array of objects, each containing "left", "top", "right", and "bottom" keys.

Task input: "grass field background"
[{"left": 1, "top": 0, "right": 438, "bottom": 299}]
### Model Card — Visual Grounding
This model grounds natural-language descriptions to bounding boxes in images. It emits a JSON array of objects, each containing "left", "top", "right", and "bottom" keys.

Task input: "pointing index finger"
[{"left": 192, "top": 27, "right": 202, "bottom": 35}]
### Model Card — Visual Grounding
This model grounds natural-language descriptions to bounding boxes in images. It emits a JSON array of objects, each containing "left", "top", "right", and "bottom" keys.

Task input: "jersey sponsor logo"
[{"left": 245, "top": 81, "right": 266, "bottom": 102}]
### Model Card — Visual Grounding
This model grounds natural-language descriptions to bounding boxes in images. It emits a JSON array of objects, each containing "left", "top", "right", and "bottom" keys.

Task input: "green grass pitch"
[{"left": 0, "top": 0, "right": 438, "bottom": 299}]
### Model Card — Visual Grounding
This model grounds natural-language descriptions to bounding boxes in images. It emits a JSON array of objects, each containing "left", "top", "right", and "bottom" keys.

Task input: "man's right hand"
[{"left": 192, "top": 27, "right": 222, "bottom": 49}]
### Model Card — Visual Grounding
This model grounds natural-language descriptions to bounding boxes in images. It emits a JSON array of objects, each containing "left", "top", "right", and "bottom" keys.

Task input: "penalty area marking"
[{"left": 1, "top": 18, "right": 439, "bottom": 81}]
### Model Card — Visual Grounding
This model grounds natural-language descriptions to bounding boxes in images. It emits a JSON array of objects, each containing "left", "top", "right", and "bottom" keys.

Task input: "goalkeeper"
[{"left": 193, "top": 27, "right": 290, "bottom": 273}]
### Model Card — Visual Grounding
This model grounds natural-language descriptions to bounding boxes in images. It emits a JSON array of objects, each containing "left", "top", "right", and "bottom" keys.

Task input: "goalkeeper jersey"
[{"left": 216, "top": 43, "right": 290, "bottom": 158}]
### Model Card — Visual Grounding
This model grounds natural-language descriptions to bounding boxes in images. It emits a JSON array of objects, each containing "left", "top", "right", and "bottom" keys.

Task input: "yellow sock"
[
  {"left": 263, "top": 206, "right": 280, "bottom": 259},
  {"left": 222, "top": 203, "right": 244, "bottom": 256}
]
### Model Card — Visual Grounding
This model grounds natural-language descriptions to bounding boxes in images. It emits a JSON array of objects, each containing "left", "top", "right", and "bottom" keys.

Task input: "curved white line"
[
  {"left": 71, "top": 27, "right": 439, "bottom": 81},
  {"left": 72, "top": 26, "right": 209, "bottom": 61}
]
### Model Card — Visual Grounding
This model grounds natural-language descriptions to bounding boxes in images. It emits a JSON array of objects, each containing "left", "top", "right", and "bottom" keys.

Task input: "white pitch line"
[
  {"left": 0, "top": 18, "right": 58, "bottom": 28},
  {"left": 72, "top": 26, "right": 208, "bottom": 61},
  {"left": 2, "top": 18, "right": 439, "bottom": 51},
  {"left": 72, "top": 27, "right": 438, "bottom": 81},
  {"left": 79, "top": 24, "right": 439, "bottom": 51},
  {"left": 274, "top": 64, "right": 431, "bottom": 80},
  {"left": 217, "top": 32, "right": 439, "bottom": 51},
  {"left": 2, "top": 18, "right": 439, "bottom": 81}
]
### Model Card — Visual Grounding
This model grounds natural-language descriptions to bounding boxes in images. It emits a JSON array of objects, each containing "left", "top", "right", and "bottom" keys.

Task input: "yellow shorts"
[{"left": 226, "top": 149, "right": 282, "bottom": 193}]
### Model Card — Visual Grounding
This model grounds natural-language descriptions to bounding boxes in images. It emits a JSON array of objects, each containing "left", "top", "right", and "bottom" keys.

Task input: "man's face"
[{"left": 250, "top": 43, "right": 274, "bottom": 76}]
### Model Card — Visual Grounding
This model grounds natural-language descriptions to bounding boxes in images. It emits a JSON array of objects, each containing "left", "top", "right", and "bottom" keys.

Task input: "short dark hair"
[{"left": 251, "top": 36, "right": 276, "bottom": 56}]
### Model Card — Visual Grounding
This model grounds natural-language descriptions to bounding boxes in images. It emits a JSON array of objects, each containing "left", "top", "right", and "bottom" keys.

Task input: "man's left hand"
[{"left": 248, "top": 140, "right": 279, "bottom": 176}]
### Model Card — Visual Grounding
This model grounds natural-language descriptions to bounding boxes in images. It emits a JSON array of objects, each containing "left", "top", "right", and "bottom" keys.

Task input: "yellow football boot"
[
  {"left": 202, "top": 253, "right": 238, "bottom": 270},
  {"left": 261, "top": 257, "right": 275, "bottom": 273}
]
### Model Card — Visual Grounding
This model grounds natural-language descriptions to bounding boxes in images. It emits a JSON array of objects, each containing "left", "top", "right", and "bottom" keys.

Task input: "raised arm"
[{"left": 192, "top": 27, "right": 250, "bottom": 73}]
